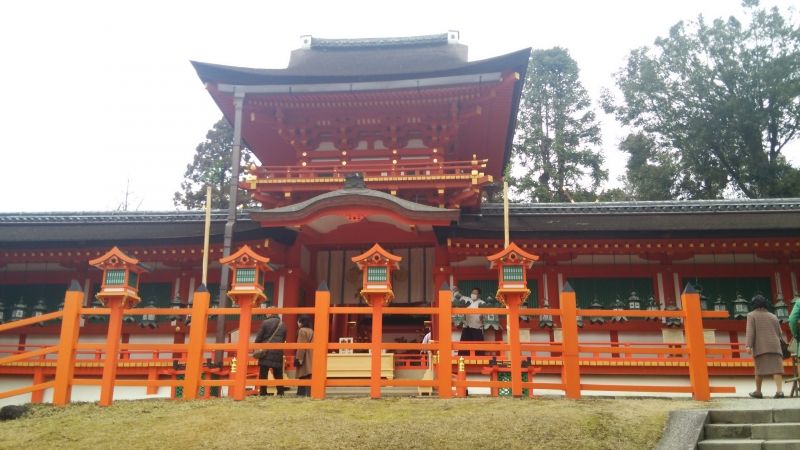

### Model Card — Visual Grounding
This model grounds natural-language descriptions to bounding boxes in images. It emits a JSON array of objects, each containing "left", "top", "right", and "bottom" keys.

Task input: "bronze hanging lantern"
[
  {"left": 611, "top": 296, "right": 627, "bottom": 323},
  {"left": 645, "top": 295, "right": 660, "bottom": 321},
  {"left": 664, "top": 305, "right": 682, "bottom": 328},
  {"left": 32, "top": 297, "right": 48, "bottom": 326},
  {"left": 538, "top": 300, "right": 554, "bottom": 329},
  {"left": 588, "top": 297, "right": 604, "bottom": 325},
  {"left": 732, "top": 293, "right": 749, "bottom": 320},
  {"left": 713, "top": 295, "right": 727, "bottom": 315},
  {"left": 11, "top": 297, "right": 27, "bottom": 321},
  {"left": 139, "top": 298, "right": 158, "bottom": 329},
  {"left": 773, "top": 295, "right": 789, "bottom": 324}
]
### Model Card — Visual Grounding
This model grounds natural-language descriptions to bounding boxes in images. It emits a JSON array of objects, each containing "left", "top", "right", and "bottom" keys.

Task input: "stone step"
[
  {"left": 763, "top": 439, "right": 800, "bottom": 450},
  {"left": 752, "top": 423, "right": 800, "bottom": 440},
  {"left": 775, "top": 410, "right": 800, "bottom": 423},
  {"left": 709, "top": 409, "right": 773, "bottom": 424},
  {"left": 704, "top": 423, "right": 751, "bottom": 439},
  {"left": 698, "top": 439, "right": 764, "bottom": 450}
]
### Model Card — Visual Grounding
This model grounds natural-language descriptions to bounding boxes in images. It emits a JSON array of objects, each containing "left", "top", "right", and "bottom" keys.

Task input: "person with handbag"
[
  {"left": 253, "top": 312, "right": 288, "bottom": 396},
  {"left": 745, "top": 295, "right": 786, "bottom": 398},
  {"left": 294, "top": 315, "right": 313, "bottom": 397}
]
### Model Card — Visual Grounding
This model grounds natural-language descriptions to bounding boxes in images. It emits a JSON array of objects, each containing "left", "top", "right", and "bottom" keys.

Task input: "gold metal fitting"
[
  {"left": 231, "top": 357, "right": 238, "bottom": 373},
  {"left": 458, "top": 356, "right": 465, "bottom": 372}
]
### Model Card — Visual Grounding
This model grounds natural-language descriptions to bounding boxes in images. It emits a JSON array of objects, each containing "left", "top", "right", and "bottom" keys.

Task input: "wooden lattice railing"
[{"left": 0, "top": 280, "right": 749, "bottom": 406}]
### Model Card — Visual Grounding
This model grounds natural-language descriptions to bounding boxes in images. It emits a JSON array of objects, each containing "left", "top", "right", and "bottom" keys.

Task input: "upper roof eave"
[{"left": 190, "top": 48, "right": 531, "bottom": 86}]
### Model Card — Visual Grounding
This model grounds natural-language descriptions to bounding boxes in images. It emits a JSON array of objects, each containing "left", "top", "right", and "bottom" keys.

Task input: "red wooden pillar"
[
  {"left": 369, "top": 297, "right": 383, "bottom": 399},
  {"left": 282, "top": 269, "right": 301, "bottom": 360},
  {"left": 560, "top": 284, "right": 581, "bottom": 399},
  {"left": 218, "top": 245, "right": 272, "bottom": 401},
  {"left": 350, "top": 244, "right": 402, "bottom": 400},
  {"left": 505, "top": 294, "right": 524, "bottom": 397},
  {"left": 183, "top": 286, "right": 210, "bottom": 400},
  {"left": 31, "top": 367, "right": 45, "bottom": 404},
  {"left": 99, "top": 298, "right": 125, "bottom": 406},
  {"left": 437, "top": 284, "right": 453, "bottom": 398},
  {"left": 311, "top": 283, "right": 331, "bottom": 399},
  {"left": 487, "top": 243, "right": 539, "bottom": 399},
  {"left": 682, "top": 283, "right": 710, "bottom": 401},
  {"left": 432, "top": 266, "right": 450, "bottom": 343},
  {"left": 88, "top": 247, "right": 148, "bottom": 407},
  {"left": 232, "top": 301, "right": 253, "bottom": 400},
  {"left": 53, "top": 281, "right": 84, "bottom": 406}
]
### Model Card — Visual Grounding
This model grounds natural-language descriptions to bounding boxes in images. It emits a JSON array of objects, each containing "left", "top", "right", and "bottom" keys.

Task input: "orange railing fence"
[{"left": 0, "top": 280, "right": 743, "bottom": 406}]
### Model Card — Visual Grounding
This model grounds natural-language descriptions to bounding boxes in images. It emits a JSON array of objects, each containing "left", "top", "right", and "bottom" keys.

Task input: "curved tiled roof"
[
  {"left": 191, "top": 48, "right": 529, "bottom": 85},
  {"left": 0, "top": 210, "right": 246, "bottom": 224},
  {"left": 249, "top": 187, "right": 459, "bottom": 226},
  {"left": 453, "top": 198, "right": 800, "bottom": 237},
  {"left": 480, "top": 198, "right": 800, "bottom": 215}
]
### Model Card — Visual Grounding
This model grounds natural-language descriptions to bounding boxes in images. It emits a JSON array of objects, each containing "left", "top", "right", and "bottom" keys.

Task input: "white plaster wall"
[
  {"left": 128, "top": 333, "right": 178, "bottom": 360},
  {"left": 578, "top": 331, "right": 612, "bottom": 358}
]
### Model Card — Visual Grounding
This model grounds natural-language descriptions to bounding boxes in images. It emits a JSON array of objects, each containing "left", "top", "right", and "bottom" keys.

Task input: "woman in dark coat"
[
  {"left": 294, "top": 315, "right": 313, "bottom": 397},
  {"left": 745, "top": 295, "right": 786, "bottom": 398},
  {"left": 254, "top": 313, "right": 287, "bottom": 396}
]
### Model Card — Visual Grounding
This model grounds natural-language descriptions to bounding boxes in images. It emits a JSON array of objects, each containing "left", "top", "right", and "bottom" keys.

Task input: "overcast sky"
[{"left": 0, "top": 0, "right": 797, "bottom": 212}]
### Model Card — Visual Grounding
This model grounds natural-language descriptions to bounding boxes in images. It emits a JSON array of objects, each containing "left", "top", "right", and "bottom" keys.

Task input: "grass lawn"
[{"left": 0, "top": 397, "right": 703, "bottom": 449}]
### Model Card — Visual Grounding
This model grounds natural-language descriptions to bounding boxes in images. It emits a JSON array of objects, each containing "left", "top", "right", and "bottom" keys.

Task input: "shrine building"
[{"left": 1, "top": 32, "right": 799, "bottom": 401}]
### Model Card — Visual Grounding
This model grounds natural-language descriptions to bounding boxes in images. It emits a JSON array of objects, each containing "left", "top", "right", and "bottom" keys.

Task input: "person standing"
[
  {"left": 421, "top": 324, "right": 432, "bottom": 367},
  {"left": 458, "top": 287, "right": 485, "bottom": 356},
  {"left": 745, "top": 295, "right": 786, "bottom": 399},
  {"left": 789, "top": 297, "right": 800, "bottom": 355},
  {"left": 294, "top": 315, "right": 313, "bottom": 397},
  {"left": 254, "top": 312, "right": 287, "bottom": 396}
]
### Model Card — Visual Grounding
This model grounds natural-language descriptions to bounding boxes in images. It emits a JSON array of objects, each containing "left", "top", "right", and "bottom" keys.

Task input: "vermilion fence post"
[
  {"left": 232, "top": 301, "right": 253, "bottom": 401},
  {"left": 369, "top": 297, "right": 383, "bottom": 399},
  {"left": 183, "top": 285, "right": 210, "bottom": 400},
  {"left": 559, "top": 282, "right": 581, "bottom": 399},
  {"left": 53, "top": 281, "right": 83, "bottom": 406},
  {"left": 311, "top": 282, "right": 330, "bottom": 399},
  {"left": 31, "top": 368, "right": 44, "bottom": 404},
  {"left": 437, "top": 283, "right": 453, "bottom": 399},
  {"left": 99, "top": 297, "right": 125, "bottom": 406},
  {"left": 682, "top": 283, "right": 710, "bottom": 401}
]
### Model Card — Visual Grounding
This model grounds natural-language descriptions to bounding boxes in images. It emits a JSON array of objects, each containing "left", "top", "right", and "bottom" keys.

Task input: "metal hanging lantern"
[
  {"left": 732, "top": 293, "right": 749, "bottom": 320},
  {"left": 575, "top": 299, "right": 584, "bottom": 328},
  {"left": 169, "top": 294, "right": 184, "bottom": 322},
  {"left": 773, "top": 295, "right": 789, "bottom": 324},
  {"left": 627, "top": 291, "right": 641, "bottom": 311},
  {"left": 12, "top": 297, "right": 27, "bottom": 321},
  {"left": 208, "top": 295, "right": 220, "bottom": 320},
  {"left": 481, "top": 296, "right": 502, "bottom": 331},
  {"left": 87, "top": 296, "right": 105, "bottom": 322},
  {"left": 139, "top": 298, "right": 158, "bottom": 329},
  {"left": 32, "top": 297, "right": 48, "bottom": 326},
  {"left": 645, "top": 295, "right": 660, "bottom": 321},
  {"left": 588, "top": 297, "right": 604, "bottom": 325},
  {"left": 123, "top": 305, "right": 138, "bottom": 324},
  {"left": 699, "top": 291, "right": 709, "bottom": 311},
  {"left": 664, "top": 305, "right": 682, "bottom": 328},
  {"left": 713, "top": 296, "right": 727, "bottom": 315},
  {"left": 611, "top": 296, "right": 627, "bottom": 323},
  {"left": 538, "top": 300, "right": 554, "bottom": 329}
]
